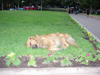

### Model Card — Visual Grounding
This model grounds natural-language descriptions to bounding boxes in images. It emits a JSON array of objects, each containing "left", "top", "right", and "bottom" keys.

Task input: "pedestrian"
[
  {"left": 68, "top": 7, "right": 70, "bottom": 14},
  {"left": 75, "top": 7, "right": 77, "bottom": 15},
  {"left": 23, "top": 6, "right": 26, "bottom": 10},
  {"left": 15, "top": 6, "right": 17, "bottom": 10},
  {"left": 87, "top": 8, "right": 90, "bottom": 18},
  {"left": 72, "top": 9, "right": 73, "bottom": 14},
  {"left": 32, "top": 5, "right": 34, "bottom": 8}
]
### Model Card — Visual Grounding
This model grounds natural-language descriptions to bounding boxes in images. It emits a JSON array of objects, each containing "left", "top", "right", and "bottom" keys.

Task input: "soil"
[{"left": 0, "top": 56, "right": 100, "bottom": 68}]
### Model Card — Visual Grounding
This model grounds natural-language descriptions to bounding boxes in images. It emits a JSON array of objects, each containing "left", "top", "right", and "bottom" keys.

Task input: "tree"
[
  {"left": 1, "top": 1, "right": 3, "bottom": 10},
  {"left": 14, "top": 0, "right": 22, "bottom": 9},
  {"left": 78, "top": 0, "right": 100, "bottom": 13},
  {"left": 0, "top": 0, "right": 11, "bottom": 10}
]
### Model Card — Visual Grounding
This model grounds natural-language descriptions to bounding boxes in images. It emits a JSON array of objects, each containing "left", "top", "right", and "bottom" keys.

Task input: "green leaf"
[
  {"left": 55, "top": 56, "right": 60, "bottom": 59},
  {"left": 50, "top": 57, "right": 55, "bottom": 62},
  {"left": 78, "top": 57, "right": 84, "bottom": 62},
  {"left": 28, "top": 58, "right": 36, "bottom": 66},
  {"left": 76, "top": 58, "right": 80, "bottom": 62},
  {"left": 66, "top": 60, "right": 72, "bottom": 66},
  {"left": 81, "top": 52, "right": 87, "bottom": 57},
  {"left": 13, "top": 58, "right": 21, "bottom": 66},
  {"left": 6, "top": 60, "right": 11, "bottom": 66},
  {"left": 6, "top": 55, "right": 16, "bottom": 61},
  {"left": 82, "top": 61, "right": 88, "bottom": 65},
  {"left": 61, "top": 59, "right": 66, "bottom": 66},
  {"left": 95, "top": 55, "right": 100, "bottom": 59},
  {"left": 68, "top": 54, "right": 72, "bottom": 58},
  {"left": 43, "top": 59, "right": 51, "bottom": 64},
  {"left": 90, "top": 59, "right": 96, "bottom": 62},
  {"left": 6, "top": 56, "right": 11, "bottom": 59}
]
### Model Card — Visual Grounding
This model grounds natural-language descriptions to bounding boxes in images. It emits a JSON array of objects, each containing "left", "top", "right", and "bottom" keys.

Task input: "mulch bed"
[{"left": 0, "top": 56, "right": 100, "bottom": 68}]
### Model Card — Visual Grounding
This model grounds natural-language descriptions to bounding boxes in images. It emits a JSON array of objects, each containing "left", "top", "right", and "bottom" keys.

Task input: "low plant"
[
  {"left": 5, "top": 52, "right": 21, "bottom": 66},
  {"left": 43, "top": 51, "right": 100, "bottom": 66},
  {"left": 80, "top": 26, "right": 88, "bottom": 35},
  {"left": 43, "top": 54, "right": 57, "bottom": 64},
  {"left": 43, "top": 54, "right": 72, "bottom": 66},
  {"left": 76, "top": 52, "right": 95, "bottom": 65},
  {"left": 87, "top": 32, "right": 93, "bottom": 41},
  {"left": 27, "top": 54, "right": 37, "bottom": 67},
  {"left": 94, "top": 42, "right": 100, "bottom": 49},
  {"left": 61, "top": 54, "right": 73, "bottom": 66},
  {"left": 43, "top": 54, "right": 73, "bottom": 66},
  {"left": 61, "top": 59, "right": 72, "bottom": 66}
]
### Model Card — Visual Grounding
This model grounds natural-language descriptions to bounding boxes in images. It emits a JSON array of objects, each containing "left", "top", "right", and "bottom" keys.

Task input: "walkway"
[
  {"left": 0, "top": 67, "right": 100, "bottom": 75},
  {"left": 70, "top": 14, "right": 100, "bottom": 42}
]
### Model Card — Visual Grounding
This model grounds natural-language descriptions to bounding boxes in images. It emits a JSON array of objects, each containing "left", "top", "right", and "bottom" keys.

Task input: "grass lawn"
[
  {"left": 0, "top": 10, "right": 97, "bottom": 59},
  {"left": 90, "top": 14, "right": 100, "bottom": 17}
]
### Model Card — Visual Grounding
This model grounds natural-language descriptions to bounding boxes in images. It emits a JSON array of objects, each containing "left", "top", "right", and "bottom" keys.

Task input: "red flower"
[
  {"left": 28, "top": 54, "right": 30, "bottom": 57},
  {"left": 48, "top": 54, "right": 52, "bottom": 56},
  {"left": 86, "top": 54, "right": 90, "bottom": 57}
]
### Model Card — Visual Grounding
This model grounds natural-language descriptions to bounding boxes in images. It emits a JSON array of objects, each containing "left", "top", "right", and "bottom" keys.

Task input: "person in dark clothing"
[
  {"left": 87, "top": 8, "right": 90, "bottom": 18},
  {"left": 68, "top": 7, "right": 70, "bottom": 14},
  {"left": 75, "top": 7, "right": 77, "bottom": 15}
]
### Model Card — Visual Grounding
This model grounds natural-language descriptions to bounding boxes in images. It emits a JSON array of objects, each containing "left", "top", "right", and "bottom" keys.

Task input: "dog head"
[{"left": 25, "top": 36, "right": 38, "bottom": 49}]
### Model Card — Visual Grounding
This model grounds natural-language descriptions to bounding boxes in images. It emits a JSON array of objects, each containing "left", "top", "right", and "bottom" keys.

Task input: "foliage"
[
  {"left": 42, "top": 51, "right": 100, "bottom": 66},
  {"left": 27, "top": 54, "right": 37, "bottom": 67},
  {"left": 43, "top": 54, "right": 56, "bottom": 64},
  {"left": 76, "top": 52, "right": 96, "bottom": 65},
  {"left": 94, "top": 42, "right": 100, "bottom": 49},
  {"left": 87, "top": 32, "right": 93, "bottom": 41},
  {"left": 5, "top": 52, "right": 21, "bottom": 66},
  {"left": 61, "top": 59, "right": 72, "bottom": 66},
  {"left": 78, "top": 0, "right": 100, "bottom": 13},
  {"left": 61, "top": 54, "right": 74, "bottom": 66},
  {"left": 43, "top": 54, "right": 73, "bottom": 66}
]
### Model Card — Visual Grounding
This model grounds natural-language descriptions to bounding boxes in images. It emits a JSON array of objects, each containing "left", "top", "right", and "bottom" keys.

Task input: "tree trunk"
[
  {"left": 41, "top": 0, "right": 42, "bottom": 11},
  {"left": 2, "top": 1, "right": 3, "bottom": 10},
  {"left": 90, "top": 3, "right": 92, "bottom": 14},
  {"left": 18, "top": 1, "right": 19, "bottom": 10}
]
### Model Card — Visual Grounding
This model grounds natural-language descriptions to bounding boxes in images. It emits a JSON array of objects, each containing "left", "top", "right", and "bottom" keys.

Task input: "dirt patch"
[{"left": 0, "top": 56, "right": 100, "bottom": 68}]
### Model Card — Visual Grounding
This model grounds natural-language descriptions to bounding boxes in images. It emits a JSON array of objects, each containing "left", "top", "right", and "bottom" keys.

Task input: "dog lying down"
[{"left": 25, "top": 32, "right": 78, "bottom": 53}]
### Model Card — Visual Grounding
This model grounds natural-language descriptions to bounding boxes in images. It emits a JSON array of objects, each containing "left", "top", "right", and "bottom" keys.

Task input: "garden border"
[{"left": 69, "top": 15, "right": 100, "bottom": 42}]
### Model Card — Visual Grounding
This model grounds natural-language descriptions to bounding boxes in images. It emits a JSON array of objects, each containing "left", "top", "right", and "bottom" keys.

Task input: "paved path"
[
  {"left": 0, "top": 67, "right": 100, "bottom": 75},
  {"left": 70, "top": 14, "right": 100, "bottom": 42}
]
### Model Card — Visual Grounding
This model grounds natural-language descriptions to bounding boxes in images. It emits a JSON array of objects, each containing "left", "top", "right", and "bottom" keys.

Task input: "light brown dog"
[{"left": 25, "top": 32, "right": 78, "bottom": 53}]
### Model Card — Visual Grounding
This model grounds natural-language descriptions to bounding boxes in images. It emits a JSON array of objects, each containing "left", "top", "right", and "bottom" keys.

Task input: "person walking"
[
  {"left": 68, "top": 7, "right": 70, "bottom": 14},
  {"left": 75, "top": 7, "right": 77, "bottom": 15},
  {"left": 87, "top": 8, "right": 90, "bottom": 18}
]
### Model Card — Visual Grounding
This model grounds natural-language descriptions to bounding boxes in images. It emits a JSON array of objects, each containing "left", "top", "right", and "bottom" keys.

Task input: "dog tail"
[{"left": 67, "top": 37, "right": 78, "bottom": 47}]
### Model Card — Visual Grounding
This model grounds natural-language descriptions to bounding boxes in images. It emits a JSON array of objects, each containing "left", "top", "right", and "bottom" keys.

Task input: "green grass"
[
  {"left": 90, "top": 14, "right": 100, "bottom": 17},
  {"left": 0, "top": 10, "right": 96, "bottom": 58}
]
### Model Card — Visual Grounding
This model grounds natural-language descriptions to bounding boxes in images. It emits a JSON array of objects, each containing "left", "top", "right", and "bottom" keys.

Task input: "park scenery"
[{"left": 0, "top": 10, "right": 100, "bottom": 68}]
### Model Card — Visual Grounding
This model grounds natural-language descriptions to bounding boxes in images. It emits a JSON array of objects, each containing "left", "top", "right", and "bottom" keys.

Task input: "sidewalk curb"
[{"left": 0, "top": 67, "right": 100, "bottom": 75}]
